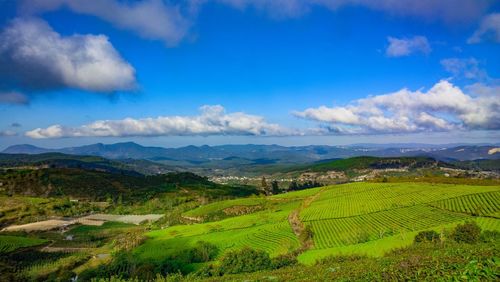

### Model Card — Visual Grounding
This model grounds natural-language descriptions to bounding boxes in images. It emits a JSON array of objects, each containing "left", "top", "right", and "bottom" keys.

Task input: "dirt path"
[{"left": 288, "top": 188, "right": 325, "bottom": 252}]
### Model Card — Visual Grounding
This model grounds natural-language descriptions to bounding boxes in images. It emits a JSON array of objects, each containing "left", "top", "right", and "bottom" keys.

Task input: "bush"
[
  {"left": 188, "top": 241, "right": 218, "bottom": 263},
  {"left": 414, "top": 230, "right": 440, "bottom": 243},
  {"left": 271, "top": 253, "right": 297, "bottom": 269},
  {"left": 480, "top": 230, "right": 500, "bottom": 243},
  {"left": 299, "top": 225, "right": 314, "bottom": 243},
  {"left": 453, "top": 221, "right": 481, "bottom": 244},
  {"left": 155, "top": 258, "right": 185, "bottom": 275},
  {"left": 219, "top": 247, "right": 271, "bottom": 274}
]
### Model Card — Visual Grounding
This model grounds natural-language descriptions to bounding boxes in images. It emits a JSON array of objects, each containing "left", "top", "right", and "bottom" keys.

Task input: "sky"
[{"left": 0, "top": 0, "right": 499, "bottom": 149}]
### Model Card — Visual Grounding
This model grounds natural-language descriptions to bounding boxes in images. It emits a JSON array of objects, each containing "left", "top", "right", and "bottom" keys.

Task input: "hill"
[
  {"left": 0, "top": 167, "right": 256, "bottom": 201},
  {"left": 0, "top": 153, "right": 175, "bottom": 175}
]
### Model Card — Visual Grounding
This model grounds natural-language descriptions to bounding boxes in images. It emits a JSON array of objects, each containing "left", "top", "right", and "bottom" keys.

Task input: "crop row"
[
  {"left": 300, "top": 183, "right": 500, "bottom": 221},
  {"left": 136, "top": 220, "right": 298, "bottom": 261},
  {"left": 430, "top": 191, "right": 500, "bottom": 217},
  {"left": 306, "top": 205, "right": 468, "bottom": 249}
]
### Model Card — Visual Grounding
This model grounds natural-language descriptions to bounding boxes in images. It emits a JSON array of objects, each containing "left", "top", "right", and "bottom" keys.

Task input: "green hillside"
[{"left": 0, "top": 168, "right": 257, "bottom": 201}]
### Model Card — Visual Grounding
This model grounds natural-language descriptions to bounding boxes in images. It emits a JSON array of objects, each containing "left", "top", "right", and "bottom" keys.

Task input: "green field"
[
  {"left": 135, "top": 182, "right": 500, "bottom": 266},
  {"left": 0, "top": 235, "right": 47, "bottom": 253},
  {"left": 135, "top": 199, "right": 301, "bottom": 260}
]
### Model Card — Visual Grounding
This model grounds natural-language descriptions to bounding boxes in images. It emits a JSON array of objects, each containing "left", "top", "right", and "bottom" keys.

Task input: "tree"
[
  {"left": 261, "top": 177, "right": 271, "bottom": 195},
  {"left": 271, "top": 180, "right": 280, "bottom": 195},
  {"left": 219, "top": 247, "right": 271, "bottom": 274},
  {"left": 288, "top": 181, "right": 298, "bottom": 191}
]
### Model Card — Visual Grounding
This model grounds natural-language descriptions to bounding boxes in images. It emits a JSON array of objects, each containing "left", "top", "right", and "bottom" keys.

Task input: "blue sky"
[{"left": 0, "top": 0, "right": 499, "bottom": 149}]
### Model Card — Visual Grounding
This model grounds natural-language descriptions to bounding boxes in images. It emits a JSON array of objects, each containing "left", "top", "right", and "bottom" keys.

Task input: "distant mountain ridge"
[{"left": 3, "top": 142, "right": 500, "bottom": 164}]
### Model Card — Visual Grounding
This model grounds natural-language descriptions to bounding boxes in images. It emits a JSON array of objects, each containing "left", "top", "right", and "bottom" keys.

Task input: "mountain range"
[{"left": 3, "top": 142, "right": 499, "bottom": 166}]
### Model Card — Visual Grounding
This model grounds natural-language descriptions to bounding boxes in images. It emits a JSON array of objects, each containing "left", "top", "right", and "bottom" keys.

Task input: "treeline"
[{"left": 260, "top": 177, "right": 324, "bottom": 195}]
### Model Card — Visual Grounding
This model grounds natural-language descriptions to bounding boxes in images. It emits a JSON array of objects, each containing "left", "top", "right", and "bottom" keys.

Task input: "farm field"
[
  {"left": 2, "top": 219, "right": 73, "bottom": 232},
  {"left": 135, "top": 182, "right": 500, "bottom": 265},
  {"left": 80, "top": 213, "right": 165, "bottom": 225}
]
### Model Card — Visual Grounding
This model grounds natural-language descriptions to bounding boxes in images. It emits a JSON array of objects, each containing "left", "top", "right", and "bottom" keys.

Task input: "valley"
[{"left": 0, "top": 146, "right": 498, "bottom": 281}]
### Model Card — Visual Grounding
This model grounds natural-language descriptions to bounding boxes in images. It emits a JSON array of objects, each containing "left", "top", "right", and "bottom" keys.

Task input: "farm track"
[{"left": 288, "top": 187, "right": 326, "bottom": 250}]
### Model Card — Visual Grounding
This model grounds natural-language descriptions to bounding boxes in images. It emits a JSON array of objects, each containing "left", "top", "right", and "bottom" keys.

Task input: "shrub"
[
  {"left": 188, "top": 241, "right": 218, "bottom": 263},
  {"left": 414, "top": 230, "right": 440, "bottom": 243},
  {"left": 156, "top": 257, "right": 188, "bottom": 275},
  {"left": 479, "top": 230, "right": 500, "bottom": 243},
  {"left": 299, "top": 225, "right": 314, "bottom": 243},
  {"left": 219, "top": 247, "right": 271, "bottom": 274},
  {"left": 271, "top": 253, "right": 297, "bottom": 269},
  {"left": 453, "top": 221, "right": 481, "bottom": 244}
]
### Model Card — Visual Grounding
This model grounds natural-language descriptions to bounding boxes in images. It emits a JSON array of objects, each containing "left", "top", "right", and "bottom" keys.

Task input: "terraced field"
[{"left": 0, "top": 235, "right": 47, "bottom": 253}]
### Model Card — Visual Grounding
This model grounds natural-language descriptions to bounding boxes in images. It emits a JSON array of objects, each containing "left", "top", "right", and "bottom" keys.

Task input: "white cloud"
[
  {"left": 295, "top": 80, "right": 500, "bottom": 134},
  {"left": 0, "top": 18, "right": 136, "bottom": 93},
  {"left": 0, "top": 91, "right": 28, "bottom": 104},
  {"left": 25, "top": 105, "right": 294, "bottom": 139},
  {"left": 386, "top": 36, "right": 431, "bottom": 57},
  {"left": 21, "top": 0, "right": 190, "bottom": 46},
  {"left": 468, "top": 13, "right": 500, "bottom": 43}
]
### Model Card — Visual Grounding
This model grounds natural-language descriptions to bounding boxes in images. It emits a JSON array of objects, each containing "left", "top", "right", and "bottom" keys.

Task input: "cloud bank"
[
  {"left": 386, "top": 36, "right": 431, "bottom": 57},
  {"left": 0, "top": 18, "right": 136, "bottom": 94},
  {"left": 294, "top": 80, "right": 500, "bottom": 134},
  {"left": 25, "top": 105, "right": 293, "bottom": 139},
  {"left": 215, "top": 0, "right": 492, "bottom": 23},
  {"left": 21, "top": 0, "right": 189, "bottom": 46}
]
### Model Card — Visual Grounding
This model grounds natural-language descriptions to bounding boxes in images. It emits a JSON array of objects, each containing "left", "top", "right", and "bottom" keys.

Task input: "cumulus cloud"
[
  {"left": 0, "top": 91, "right": 29, "bottom": 104},
  {"left": 294, "top": 80, "right": 500, "bottom": 134},
  {"left": 25, "top": 105, "right": 294, "bottom": 139},
  {"left": 386, "top": 36, "right": 431, "bottom": 57},
  {"left": 0, "top": 18, "right": 136, "bottom": 94},
  {"left": 468, "top": 13, "right": 500, "bottom": 43},
  {"left": 21, "top": 0, "right": 190, "bottom": 46}
]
